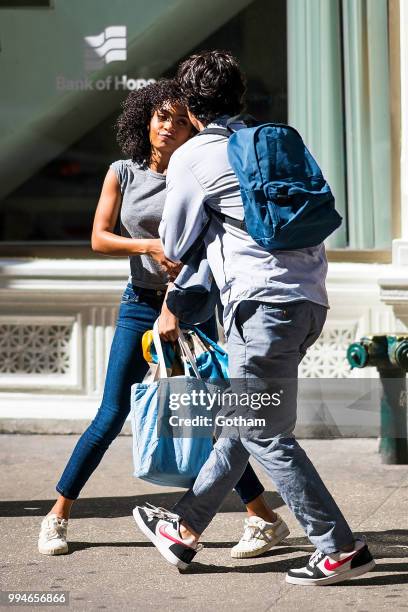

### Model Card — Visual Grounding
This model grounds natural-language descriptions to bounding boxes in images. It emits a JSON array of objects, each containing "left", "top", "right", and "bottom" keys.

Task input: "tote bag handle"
[
  {"left": 152, "top": 320, "right": 201, "bottom": 380},
  {"left": 178, "top": 330, "right": 201, "bottom": 379},
  {"left": 193, "top": 326, "right": 227, "bottom": 357},
  {"left": 152, "top": 320, "right": 171, "bottom": 379}
]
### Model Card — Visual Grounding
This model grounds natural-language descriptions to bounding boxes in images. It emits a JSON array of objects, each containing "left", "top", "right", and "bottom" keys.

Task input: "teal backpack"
[{"left": 202, "top": 121, "right": 342, "bottom": 250}]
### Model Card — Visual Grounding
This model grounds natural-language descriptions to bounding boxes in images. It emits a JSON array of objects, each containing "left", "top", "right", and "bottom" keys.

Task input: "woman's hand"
[
  {"left": 147, "top": 239, "right": 182, "bottom": 280},
  {"left": 158, "top": 302, "right": 180, "bottom": 342}
]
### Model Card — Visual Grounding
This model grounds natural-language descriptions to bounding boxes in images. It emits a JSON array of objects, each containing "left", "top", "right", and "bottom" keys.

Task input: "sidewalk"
[{"left": 1, "top": 435, "right": 407, "bottom": 611}]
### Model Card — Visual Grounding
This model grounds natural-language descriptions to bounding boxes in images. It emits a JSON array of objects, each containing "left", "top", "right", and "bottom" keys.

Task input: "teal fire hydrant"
[{"left": 347, "top": 335, "right": 408, "bottom": 464}]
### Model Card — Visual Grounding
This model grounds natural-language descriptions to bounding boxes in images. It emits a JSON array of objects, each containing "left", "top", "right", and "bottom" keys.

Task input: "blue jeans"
[
  {"left": 173, "top": 300, "right": 354, "bottom": 554},
  {"left": 57, "top": 284, "right": 264, "bottom": 504}
]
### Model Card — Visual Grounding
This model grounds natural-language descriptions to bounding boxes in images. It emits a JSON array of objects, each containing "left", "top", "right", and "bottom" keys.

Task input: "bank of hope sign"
[{"left": 56, "top": 25, "right": 156, "bottom": 92}]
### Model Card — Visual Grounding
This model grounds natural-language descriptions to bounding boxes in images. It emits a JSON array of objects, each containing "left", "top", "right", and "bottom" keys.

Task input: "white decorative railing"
[{"left": 0, "top": 259, "right": 402, "bottom": 423}]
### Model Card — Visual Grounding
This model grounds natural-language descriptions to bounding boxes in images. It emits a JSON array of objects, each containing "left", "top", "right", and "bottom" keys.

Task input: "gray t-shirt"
[{"left": 110, "top": 159, "right": 168, "bottom": 289}]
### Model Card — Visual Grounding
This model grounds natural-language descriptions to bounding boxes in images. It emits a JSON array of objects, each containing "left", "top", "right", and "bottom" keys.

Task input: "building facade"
[{"left": 0, "top": 0, "right": 407, "bottom": 429}]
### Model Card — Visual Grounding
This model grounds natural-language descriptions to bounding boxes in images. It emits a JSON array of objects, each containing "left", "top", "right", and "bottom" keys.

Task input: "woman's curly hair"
[
  {"left": 177, "top": 50, "right": 246, "bottom": 125},
  {"left": 116, "top": 79, "right": 184, "bottom": 165}
]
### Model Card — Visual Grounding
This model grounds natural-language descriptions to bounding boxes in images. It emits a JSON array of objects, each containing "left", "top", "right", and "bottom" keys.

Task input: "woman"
[{"left": 38, "top": 80, "right": 287, "bottom": 559}]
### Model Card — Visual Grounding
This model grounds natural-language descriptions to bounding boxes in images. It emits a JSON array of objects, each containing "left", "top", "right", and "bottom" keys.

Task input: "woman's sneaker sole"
[
  {"left": 231, "top": 524, "right": 290, "bottom": 559},
  {"left": 285, "top": 559, "right": 376, "bottom": 586},
  {"left": 38, "top": 543, "right": 68, "bottom": 556},
  {"left": 132, "top": 507, "right": 189, "bottom": 570}
]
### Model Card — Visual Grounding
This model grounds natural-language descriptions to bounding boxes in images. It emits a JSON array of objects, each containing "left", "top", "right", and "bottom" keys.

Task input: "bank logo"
[{"left": 84, "top": 25, "right": 127, "bottom": 71}]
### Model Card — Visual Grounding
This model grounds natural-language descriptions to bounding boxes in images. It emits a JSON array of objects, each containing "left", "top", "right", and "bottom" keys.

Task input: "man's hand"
[
  {"left": 147, "top": 239, "right": 182, "bottom": 280},
  {"left": 157, "top": 302, "right": 180, "bottom": 342}
]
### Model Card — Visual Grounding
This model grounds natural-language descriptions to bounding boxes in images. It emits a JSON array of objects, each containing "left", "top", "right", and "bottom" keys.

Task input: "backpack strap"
[
  {"left": 210, "top": 208, "right": 247, "bottom": 232},
  {"left": 197, "top": 127, "right": 231, "bottom": 137},
  {"left": 196, "top": 126, "right": 248, "bottom": 233}
]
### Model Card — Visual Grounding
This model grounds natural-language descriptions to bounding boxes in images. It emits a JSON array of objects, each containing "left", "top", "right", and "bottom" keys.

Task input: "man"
[{"left": 133, "top": 50, "right": 375, "bottom": 585}]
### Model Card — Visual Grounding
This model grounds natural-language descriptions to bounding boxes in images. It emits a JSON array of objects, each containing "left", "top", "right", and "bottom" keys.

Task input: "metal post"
[{"left": 377, "top": 367, "right": 408, "bottom": 464}]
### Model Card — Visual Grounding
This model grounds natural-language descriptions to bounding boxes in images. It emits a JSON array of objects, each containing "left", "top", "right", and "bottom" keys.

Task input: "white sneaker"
[
  {"left": 231, "top": 514, "right": 290, "bottom": 559},
  {"left": 38, "top": 514, "right": 68, "bottom": 555}
]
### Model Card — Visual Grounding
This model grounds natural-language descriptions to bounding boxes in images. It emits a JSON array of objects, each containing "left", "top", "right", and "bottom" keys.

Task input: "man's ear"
[{"left": 187, "top": 109, "right": 204, "bottom": 132}]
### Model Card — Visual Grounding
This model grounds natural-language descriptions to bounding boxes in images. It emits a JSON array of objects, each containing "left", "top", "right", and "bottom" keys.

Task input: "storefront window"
[{"left": 0, "top": 0, "right": 287, "bottom": 244}]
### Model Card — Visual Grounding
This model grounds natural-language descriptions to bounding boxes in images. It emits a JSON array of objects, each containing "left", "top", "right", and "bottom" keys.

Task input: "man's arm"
[{"left": 159, "top": 153, "right": 208, "bottom": 262}]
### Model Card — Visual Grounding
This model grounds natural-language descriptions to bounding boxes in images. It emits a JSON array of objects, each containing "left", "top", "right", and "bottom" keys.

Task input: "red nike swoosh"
[
  {"left": 158, "top": 524, "right": 187, "bottom": 547},
  {"left": 324, "top": 550, "right": 358, "bottom": 571}
]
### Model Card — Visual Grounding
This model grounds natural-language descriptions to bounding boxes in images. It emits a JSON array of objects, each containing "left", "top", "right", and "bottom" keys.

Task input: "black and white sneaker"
[
  {"left": 286, "top": 538, "right": 375, "bottom": 586},
  {"left": 133, "top": 503, "right": 202, "bottom": 570}
]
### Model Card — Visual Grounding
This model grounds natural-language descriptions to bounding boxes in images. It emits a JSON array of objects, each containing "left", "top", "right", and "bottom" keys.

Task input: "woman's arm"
[
  {"left": 91, "top": 169, "right": 181, "bottom": 278},
  {"left": 91, "top": 169, "right": 150, "bottom": 256}
]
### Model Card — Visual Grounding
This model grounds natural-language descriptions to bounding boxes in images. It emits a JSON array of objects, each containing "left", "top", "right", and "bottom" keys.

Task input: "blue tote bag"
[
  {"left": 130, "top": 321, "right": 216, "bottom": 488},
  {"left": 146, "top": 326, "right": 229, "bottom": 380},
  {"left": 187, "top": 326, "right": 229, "bottom": 380}
]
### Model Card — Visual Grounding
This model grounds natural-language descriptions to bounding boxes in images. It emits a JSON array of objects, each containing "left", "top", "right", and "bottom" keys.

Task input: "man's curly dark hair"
[
  {"left": 176, "top": 50, "right": 246, "bottom": 125},
  {"left": 116, "top": 79, "right": 184, "bottom": 165}
]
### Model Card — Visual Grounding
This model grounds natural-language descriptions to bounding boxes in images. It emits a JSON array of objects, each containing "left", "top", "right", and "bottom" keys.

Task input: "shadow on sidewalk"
[
  {"left": 66, "top": 542, "right": 298, "bottom": 554},
  {"left": 0, "top": 490, "right": 284, "bottom": 518},
  {"left": 287, "top": 531, "right": 408, "bottom": 559},
  {"left": 186, "top": 560, "right": 408, "bottom": 586},
  {"left": 186, "top": 554, "right": 311, "bottom": 575},
  {"left": 44, "top": 533, "right": 408, "bottom": 586},
  {"left": 183, "top": 530, "right": 408, "bottom": 586}
]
